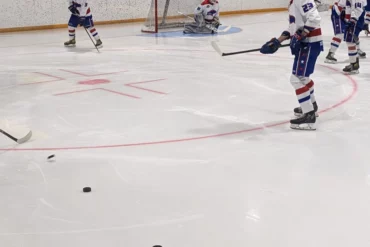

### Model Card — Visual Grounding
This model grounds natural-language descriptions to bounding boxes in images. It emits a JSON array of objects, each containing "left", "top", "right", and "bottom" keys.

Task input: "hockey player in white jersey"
[
  {"left": 64, "top": 0, "right": 103, "bottom": 48},
  {"left": 183, "top": 0, "right": 220, "bottom": 34},
  {"left": 326, "top": 0, "right": 367, "bottom": 64},
  {"left": 325, "top": 0, "right": 348, "bottom": 63},
  {"left": 341, "top": 0, "right": 367, "bottom": 74},
  {"left": 260, "top": 0, "right": 323, "bottom": 130}
]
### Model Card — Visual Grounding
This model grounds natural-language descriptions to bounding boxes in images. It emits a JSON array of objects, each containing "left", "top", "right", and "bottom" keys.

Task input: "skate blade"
[
  {"left": 96, "top": 44, "right": 103, "bottom": 49},
  {"left": 324, "top": 59, "right": 337, "bottom": 64},
  {"left": 343, "top": 70, "right": 359, "bottom": 75},
  {"left": 64, "top": 44, "right": 76, "bottom": 47},
  {"left": 294, "top": 112, "right": 319, "bottom": 118},
  {"left": 290, "top": 123, "right": 316, "bottom": 130}
]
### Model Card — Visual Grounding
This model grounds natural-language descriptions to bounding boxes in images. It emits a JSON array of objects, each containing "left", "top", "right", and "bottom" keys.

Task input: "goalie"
[{"left": 183, "top": 0, "right": 220, "bottom": 34}]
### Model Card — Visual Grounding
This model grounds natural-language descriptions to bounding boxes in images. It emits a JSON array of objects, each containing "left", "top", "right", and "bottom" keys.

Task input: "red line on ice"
[
  {"left": 0, "top": 65, "right": 358, "bottom": 151},
  {"left": 19, "top": 72, "right": 65, "bottom": 86},
  {"left": 54, "top": 88, "right": 140, "bottom": 99},
  {"left": 60, "top": 69, "right": 127, "bottom": 77},
  {"left": 125, "top": 79, "right": 167, "bottom": 95}
]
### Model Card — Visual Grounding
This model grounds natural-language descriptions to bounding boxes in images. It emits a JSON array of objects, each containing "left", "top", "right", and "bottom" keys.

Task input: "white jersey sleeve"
[{"left": 68, "top": 0, "right": 92, "bottom": 17}]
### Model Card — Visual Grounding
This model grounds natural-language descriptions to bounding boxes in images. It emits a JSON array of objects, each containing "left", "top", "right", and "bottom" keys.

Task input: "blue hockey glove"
[
  {"left": 290, "top": 30, "right": 306, "bottom": 55},
  {"left": 68, "top": 5, "right": 80, "bottom": 15},
  {"left": 345, "top": 19, "right": 356, "bottom": 34},
  {"left": 260, "top": 38, "right": 280, "bottom": 54}
]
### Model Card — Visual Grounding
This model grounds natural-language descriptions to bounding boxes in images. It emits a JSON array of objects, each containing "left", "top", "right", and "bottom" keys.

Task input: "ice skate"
[
  {"left": 294, "top": 101, "right": 319, "bottom": 117},
  {"left": 343, "top": 57, "right": 359, "bottom": 74},
  {"left": 64, "top": 38, "right": 76, "bottom": 47},
  {"left": 95, "top": 39, "right": 103, "bottom": 48},
  {"left": 290, "top": 110, "right": 316, "bottom": 130},
  {"left": 358, "top": 49, "right": 366, "bottom": 59},
  {"left": 324, "top": 52, "right": 337, "bottom": 64}
]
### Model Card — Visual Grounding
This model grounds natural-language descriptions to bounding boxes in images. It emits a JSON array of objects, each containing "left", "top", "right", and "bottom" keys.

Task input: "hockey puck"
[
  {"left": 83, "top": 187, "right": 91, "bottom": 193},
  {"left": 153, "top": 246, "right": 162, "bottom": 247},
  {"left": 47, "top": 154, "right": 55, "bottom": 160}
]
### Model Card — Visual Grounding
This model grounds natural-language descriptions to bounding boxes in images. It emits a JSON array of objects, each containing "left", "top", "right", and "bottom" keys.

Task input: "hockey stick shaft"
[
  {"left": 214, "top": 43, "right": 290, "bottom": 56},
  {"left": 0, "top": 129, "right": 17, "bottom": 142},
  {"left": 84, "top": 27, "right": 100, "bottom": 53}
]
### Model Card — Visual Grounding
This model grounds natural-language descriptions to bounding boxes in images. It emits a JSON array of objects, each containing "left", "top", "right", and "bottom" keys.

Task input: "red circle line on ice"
[{"left": 0, "top": 64, "right": 358, "bottom": 151}]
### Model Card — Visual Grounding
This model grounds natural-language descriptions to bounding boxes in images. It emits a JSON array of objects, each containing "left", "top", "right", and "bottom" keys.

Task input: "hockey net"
[{"left": 142, "top": 0, "right": 200, "bottom": 33}]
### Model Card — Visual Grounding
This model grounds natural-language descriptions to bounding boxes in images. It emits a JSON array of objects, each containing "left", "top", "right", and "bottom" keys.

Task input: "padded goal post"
[{"left": 142, "top": 0, "right": 200, "bottom": 33}]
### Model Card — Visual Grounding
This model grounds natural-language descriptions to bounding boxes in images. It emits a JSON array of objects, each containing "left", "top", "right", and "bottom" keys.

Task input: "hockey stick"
[
  {"left": 84, "top": 27, "right": 100, "bottom": 53},
  {"left": 0, "top": 129, "right": 32, "bottom": 144},
  {"left": 211, "top": 41, "right": 290, "bottom": 56},
  {"left": 177, "top": 11, "right": 230, "bottom": 33}
]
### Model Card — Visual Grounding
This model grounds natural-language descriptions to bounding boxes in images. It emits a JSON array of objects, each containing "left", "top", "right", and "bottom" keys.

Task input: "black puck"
[
  {"left": 83, "top": 187, "right": 91, "bottom": 193},
  {"left": 153, "top": 246, "right": 162, "bottom": 247},
  {"left": 47, "top": 154, "right": 55, "bottom": 159}
]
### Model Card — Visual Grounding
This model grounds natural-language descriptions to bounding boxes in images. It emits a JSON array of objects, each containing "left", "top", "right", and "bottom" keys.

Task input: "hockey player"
[
  {"left": 64, "top": 0, "right": 103, "bottom": 48},
  {"left": 260, "top": 0, "right": 323, "bottom": 130},
  {"left": 325, "top": 0, "right": 366, "bottom": 64},
  {"left": 342, "top": 0, "right": 367, "bottom": 74},
  {"left": 183, "top": 0, "right": 220, "bottom": 34},
  {"left": 325, "top": 0, "right": 348, "bottom": 63}
]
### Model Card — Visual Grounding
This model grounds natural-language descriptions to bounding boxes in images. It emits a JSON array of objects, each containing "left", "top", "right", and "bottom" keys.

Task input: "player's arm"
[
  {"left": 68, "top": 0, "right": 80, "bottom": 15},
  {"left": 297, "top": 0, "right": 321, "bottom": 35}
]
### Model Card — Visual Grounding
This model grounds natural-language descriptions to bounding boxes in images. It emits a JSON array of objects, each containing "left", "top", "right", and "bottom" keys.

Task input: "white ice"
[{"left": 1, "top": 11, "right": 370, "bottom": 247}]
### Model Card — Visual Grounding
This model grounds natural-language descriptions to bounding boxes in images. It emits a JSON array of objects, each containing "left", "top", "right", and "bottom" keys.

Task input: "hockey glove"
[
  {"left": 260, "top": 38, "right": 280, "bottom": 54},
  {"left": 68, "top": 5, "right": 80, "bottom": 15},
  {"left": 290, "top": 30, "right": 306, "bottom": 55},
  {"left": 345, "top": 19, "right": 356, "bottom": 34}
]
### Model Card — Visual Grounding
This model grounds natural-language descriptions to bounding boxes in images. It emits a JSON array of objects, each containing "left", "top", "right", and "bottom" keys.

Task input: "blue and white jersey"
[
  {"left": 344, "top": 0, "right": 367, "bottom": 21},
  {"left": 287, "top": 0, "right": 322, "bottom": 43}
]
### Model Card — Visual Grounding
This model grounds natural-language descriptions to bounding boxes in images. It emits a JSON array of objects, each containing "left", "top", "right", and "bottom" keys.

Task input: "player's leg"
[
  {"left": 355, "top": 36, "right": 366, "bottom": 58},
  {"left": 343, "top": 21, "right": 362, "bottom": 74},
  {"left": 325, "top": 9, "right": 344, "bottom": 63},
  {"left": 290, "top": 43, "right": 322, "bottom": 130},
  {"left": 64, "top": 15, "right": 79, "bottom": 46},
  {"left": 184, "top": 14, "right": 214, "bottom": 34},
  {"left": 84, "top": 16, "right": 103, "bottom": 48}
]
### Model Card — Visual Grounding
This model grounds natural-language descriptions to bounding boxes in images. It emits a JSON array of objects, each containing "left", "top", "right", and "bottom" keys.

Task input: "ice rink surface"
[{"left": 1, "top": 11, "right": 370, "bottom": 247}]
